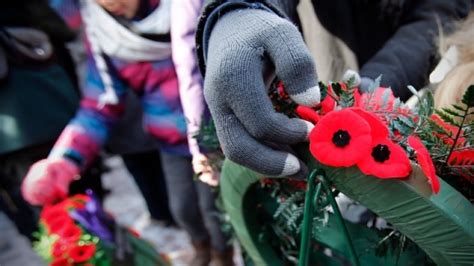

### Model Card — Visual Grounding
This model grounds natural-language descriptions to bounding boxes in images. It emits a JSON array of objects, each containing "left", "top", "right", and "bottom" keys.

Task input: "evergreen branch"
[
  {"left": 332, "top": 82, "right": 343, "bottom": 96},
  {"left": 452, "top": 103, "right": 467, "bottom": 112},
  {"left": 346, "top": 75, "right": 357, "bottom": 88},
  {"left": 453, "top": 145, "right": 474, "bottom": 152},
  {"left": 446, "top": 102, "right": 470, "bottom": 166},
  {"left": 461, "top": 85, "right": 474, "bottom": 107},
  {"left": 448, "top": 165, "right": 474, "bottom": 169},
  {"left": 273, "top": 192, "right": 304, "bottom": 218},
  {"left": 441, "top": 107, "right": 463, "bottom": 118},
  {"left": 435, "top": 109, "right": 461, "bottom": 127},
  {"left": 364, "top": 76, "right": 382, "bottom": 110},
  {"left": 427, "top": 119, "right": 452, "bottom": 137}
]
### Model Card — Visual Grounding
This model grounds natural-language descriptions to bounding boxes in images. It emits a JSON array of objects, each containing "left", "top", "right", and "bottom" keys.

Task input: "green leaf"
[
  {"left": 332, "top": 82, "right": 343, "bottom": 96},
  {"left": 392, "top": 98, "right": 402, "bottom": 112},
  {"left": 367, "top": 75, "right": 382, "bottom": 94},
  {"left": 441, "top": 107, "right": 463, "bottom": 118},
  {"left": 435, "top": 110, "right": 461, "bottom": 127},
  {"left": 397, "top": 115, "right": 416, "bottom": 128},
  {"left": 461, "top": 85, "right": 474, "bottom": 107},
  {"left": 452, "top": 103, "right": 467, "bottom": 112},
  {"left": 380, "top": 89, "right": 392, "bottom": 110},
  {"left": 274, "top": 192, "right": 304, "bottom": 218},
  {"left": 423, "top": 90, "right": 435, "bottom": 116},
  {"left": 392, "top": 119, "right": 412, "bottom": 136},
  {"left": 345, "top": 75, "right": 357, "bottom": 88},
  {"left": 427, "top": 119, "right": 451, "bottom": 137},
  {"left": 319, "top": 81, "right": 328, "bottom": 100}
]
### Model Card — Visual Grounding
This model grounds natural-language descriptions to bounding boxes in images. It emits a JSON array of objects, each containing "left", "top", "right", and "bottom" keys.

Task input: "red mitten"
[{"left": 21, "top": 158, "right": 80, "bottom": 206}]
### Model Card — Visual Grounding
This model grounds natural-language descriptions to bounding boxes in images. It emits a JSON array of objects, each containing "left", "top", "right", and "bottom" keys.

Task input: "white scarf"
[{"left": 79, "top": 0, "right": 172, "bottom": 106}]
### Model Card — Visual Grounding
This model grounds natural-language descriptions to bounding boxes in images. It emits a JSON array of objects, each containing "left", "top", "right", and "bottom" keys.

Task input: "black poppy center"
[
  {"left": 372, "top": 144, "right": 391, "bottom": 163},
  {"left": 332, "top": 130, "right": 351, "bottom": 147}
]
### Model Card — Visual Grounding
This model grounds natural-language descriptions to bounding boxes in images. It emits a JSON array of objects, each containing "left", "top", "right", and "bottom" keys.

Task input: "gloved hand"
[
  {"left": 204, "top": 9, "right": 320, "bottom": 178},
  {"left": 21, "top": 158, "right": 80, "bottom": 206},
  {"left": 192, "top": 154, "right": 220, "bottom": 187}
]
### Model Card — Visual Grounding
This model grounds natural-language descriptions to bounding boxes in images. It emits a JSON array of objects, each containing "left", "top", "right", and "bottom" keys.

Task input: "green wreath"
[{"left": 220, "top": 149, "right": 474, "bottom": 265}]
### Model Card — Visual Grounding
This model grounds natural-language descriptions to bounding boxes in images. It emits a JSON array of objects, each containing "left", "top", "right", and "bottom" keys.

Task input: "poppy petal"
[
  {"left": 68, "top": 244, "right": 96, "bottom": 263},
  {"left": 408, "top": 135, "right": 429, "bottom": 156},
  {"left": 357, "top": 138, "right": 411, "bottom": 178},
  {"left": 407, "top": 135, "right": 440, "bottom": 193},
  {"left": 350, "top": 107, "right": 389, "bottom": 138},
  {"left": 449, "top": 150, "right": 474, "bottom": 165},
  {"left": 310, "top": 109, "right": 372, "bottom": 167},
  {"left": 416, "top": 152, "right": 440, "bottom": 194},
  {"left": 296, "top": 106, "right": 320, "bottom": 124}
]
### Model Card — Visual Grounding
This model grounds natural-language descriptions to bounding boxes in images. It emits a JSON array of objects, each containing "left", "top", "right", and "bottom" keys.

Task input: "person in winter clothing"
[
  {"left": 196, "top": 0, "right": 471, "bottom": 178},
  {"left": 172, "top": 0, "right": 235, "bottom": 264},
  {"left": 21, "top": 0, "right": 232, "bottom": 264}
]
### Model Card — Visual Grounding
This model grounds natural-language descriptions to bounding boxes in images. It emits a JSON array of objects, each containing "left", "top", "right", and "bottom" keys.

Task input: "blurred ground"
[{"left": 101, "top": 156, "right": 243, "bottom": 266}]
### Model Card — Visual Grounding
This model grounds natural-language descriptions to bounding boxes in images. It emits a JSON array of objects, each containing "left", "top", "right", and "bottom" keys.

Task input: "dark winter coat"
[{"left": 197, "top": 0, "right": 471, "bottom": 100}]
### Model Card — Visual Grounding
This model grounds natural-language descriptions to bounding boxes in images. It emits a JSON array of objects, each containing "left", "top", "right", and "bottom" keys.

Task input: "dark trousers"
[
  {"left": 160, "top": 152, "right": 231, "bottom": 251},
  {"left": 121, "top": 151, "right": 175, "bottom": 223}
]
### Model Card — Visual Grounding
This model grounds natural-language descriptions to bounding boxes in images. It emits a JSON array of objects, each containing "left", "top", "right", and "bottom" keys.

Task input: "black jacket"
[{"left": 197, "top": 0, "right": 471, "bottom": 100}]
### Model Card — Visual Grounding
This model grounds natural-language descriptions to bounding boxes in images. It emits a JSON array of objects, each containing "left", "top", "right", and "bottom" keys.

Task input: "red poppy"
[
  {"left": 448, "top": 150, "right": 474, "bottom": 165},
  {"left": 357, "top": 138, "right": 411, "bottom": 178},
  {"left": 68, "top": 243, "right": 96, "bottom": 263},
  {"left": 52, "top": 240, "right": 74, "bottom": 258},
  {"left": 41, "top": 205, "right": 68, "bottom": 223},
  {"left": 296, "top": 105, "right": 320, "bottom": 124},
  {"left": 408, "top": 135, "right": 429, "bottom": 156},
  {"left": 408, "top": 136, "right": 440, "bottom": 193},
  {"left": 430, "top": 114, "right": 465, "bottom": 146},
  {"left": 350, "top": 108, "right": 389, "bottom": 138},
  {"left": 416, "top": 152, "right": 440, "bottom": 193},
  {"left": 310, "top": 109, "right": 372, "bottom": 167},
  {"left": 58, "top": 223, "right": 82, "bottom": 242},
  {"left": 46, "top": 213, "right": 75, "bottom": 234},
  {"left": 50, "top": 257, "right": 72, "bottom": 266}
]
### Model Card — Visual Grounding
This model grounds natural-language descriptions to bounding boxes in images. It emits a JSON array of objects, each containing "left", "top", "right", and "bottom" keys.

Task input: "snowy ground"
[{"left": 101, "top": 156, "right": 243, "bottom": 266}]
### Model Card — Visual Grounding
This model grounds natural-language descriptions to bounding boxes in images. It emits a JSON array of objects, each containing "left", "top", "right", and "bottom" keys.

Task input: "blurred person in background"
[
  {"left": 21, "top": 0, "right": 233, "bottom": 265},
  {"left": 0, "top": 0, "right": 106, "bottom": 240},
  {"left": 432, "top": 11, "right": 474, "bottom": 113},
  {"left": 0, "top": 1, "right": 99, "bottom": 265},
  {"left": 172, "top": 0, "right": 235, "bottom": 264}
]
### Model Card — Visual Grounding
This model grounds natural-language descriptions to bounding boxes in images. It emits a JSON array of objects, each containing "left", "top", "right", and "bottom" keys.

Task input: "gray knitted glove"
[{"left": 204, "top": 9, "right": 320, "bottom": 178}]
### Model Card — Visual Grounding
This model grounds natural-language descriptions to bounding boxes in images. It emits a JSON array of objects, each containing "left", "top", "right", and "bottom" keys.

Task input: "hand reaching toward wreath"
[
  {"left": 22, "top": 158, "right": 80, "bottom": 206},
  {"left": 203, "top": 9, "right": 320, "bottom": 178}
]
